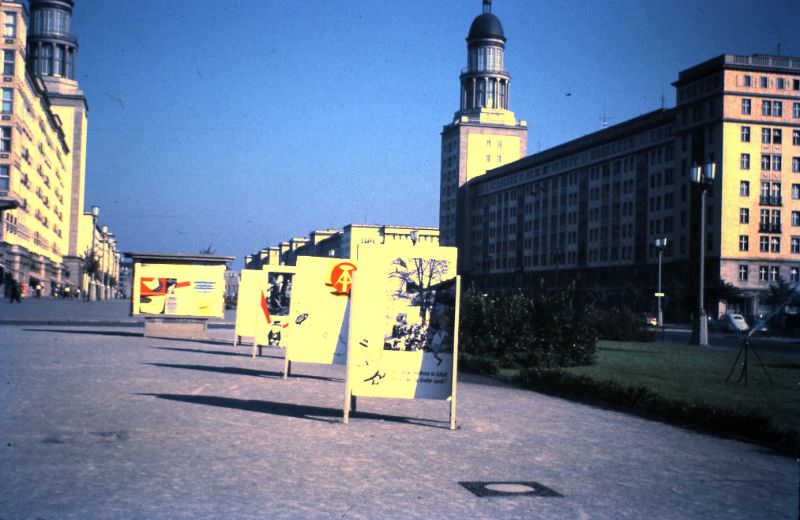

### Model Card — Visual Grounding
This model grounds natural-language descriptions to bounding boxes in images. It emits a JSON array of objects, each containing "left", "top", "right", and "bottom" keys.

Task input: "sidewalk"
[
  {"left": 0, "top": 323, "right": 795, "bottom": 519},
  {"left": 0, "top": 298, "right": 235, "bottom": 326}
]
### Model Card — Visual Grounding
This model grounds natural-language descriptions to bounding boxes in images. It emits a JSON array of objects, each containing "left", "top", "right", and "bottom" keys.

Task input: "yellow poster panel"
[
  {"left": 233, "top": 269, "right": 265, "bottom": 341},
  {"left": 253, "top": 267, "right": 295, "bottom": 348},
  {"left": 348, "top": 244, "right": 459, "bottom": 400},
  {"left": 285, "top": 256, "right": 354, "bottom": 365},
  {"left": 133, "top": 263, "right": 226, "bottom": 318}
]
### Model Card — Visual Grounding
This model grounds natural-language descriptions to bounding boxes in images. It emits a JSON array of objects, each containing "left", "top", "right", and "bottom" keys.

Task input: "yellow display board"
[
  {"left": 284, "top": 256, "right": 355, "bottom": 369},
  {"left": 345, "top": 244, "right": 460, "bottom": 425},
  {"left": 132, "top": 262, "right": 227, "bottom": 318},
  {"left": 233, "top": 269, "right": 264, "bottom": 343},
  {"left": 253, "top": 267, "right": 295, "bottom": 349}
]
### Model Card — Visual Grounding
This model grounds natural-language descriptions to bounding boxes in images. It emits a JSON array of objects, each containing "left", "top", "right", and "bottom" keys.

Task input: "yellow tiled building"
[{"left": 0, "top": 0, "right": 118, "bottom": 298}]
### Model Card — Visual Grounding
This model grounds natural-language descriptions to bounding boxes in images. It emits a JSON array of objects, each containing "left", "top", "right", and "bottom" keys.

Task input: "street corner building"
[
  {"left": 0, "top": 0, "right": 119, "bottom": 300},
  {"left": 442, "top": 3, "right": 800, "bottom": 318}
]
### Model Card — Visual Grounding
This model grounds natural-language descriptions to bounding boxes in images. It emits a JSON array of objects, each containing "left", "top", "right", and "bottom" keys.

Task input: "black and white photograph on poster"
[
  {"left": 383, "top": 257, "right": 456, "bottom": 363},
  {"left": 267, "top": 273, "right": 292, "bottom": 316}
]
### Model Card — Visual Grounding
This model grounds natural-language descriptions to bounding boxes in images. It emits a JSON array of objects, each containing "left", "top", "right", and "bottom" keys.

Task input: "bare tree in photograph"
[{"left": 389, "top": 257, "right": 450, "bottom": 324}]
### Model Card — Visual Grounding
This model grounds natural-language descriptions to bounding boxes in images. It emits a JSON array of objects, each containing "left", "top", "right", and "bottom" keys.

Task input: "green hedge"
[
  {"left": 518, "top": 368, "right": 799, "bottom": 455},
  {"left": 459, "top": 287, "right": 597, "bottom": 370}
]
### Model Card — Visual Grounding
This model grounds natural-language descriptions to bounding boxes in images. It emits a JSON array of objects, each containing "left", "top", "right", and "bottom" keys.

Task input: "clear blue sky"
[{"left": 70, "top": 0, "right": 797, "bottom": 266}]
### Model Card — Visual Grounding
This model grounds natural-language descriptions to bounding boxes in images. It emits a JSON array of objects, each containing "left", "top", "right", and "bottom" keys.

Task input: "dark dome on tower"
[{"left": 467, "top": 13, "right": 505, "bottom": 42}]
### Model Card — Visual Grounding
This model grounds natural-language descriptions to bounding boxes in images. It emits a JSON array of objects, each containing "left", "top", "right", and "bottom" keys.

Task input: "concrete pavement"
[{"left": 0, "top": 319, "right": 796, "bottom": 519}]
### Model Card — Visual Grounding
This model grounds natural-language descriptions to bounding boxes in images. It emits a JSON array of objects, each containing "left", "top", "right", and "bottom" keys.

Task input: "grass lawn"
[{"left": 562, "top": 340, "right": 799, "bottom": 434}]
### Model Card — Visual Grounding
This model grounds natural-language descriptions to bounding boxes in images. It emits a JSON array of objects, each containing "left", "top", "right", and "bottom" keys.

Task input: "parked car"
[
  {"left": 710, "top": 313, "right": 749, "bottom": 333},
  {"left": 641, "top": 313, "right": 658, "bottom": 328}
]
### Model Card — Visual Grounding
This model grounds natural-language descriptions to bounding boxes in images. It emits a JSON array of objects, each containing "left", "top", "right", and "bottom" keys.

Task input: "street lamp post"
[
  {"left": 89, "top": 205, "right": 99, "bottom": 301},
  {"left": 689, "top": 163, "right": 715, "bottom": 346},
  {"left": 654, "top": 237, "right": 668, "bottom": 329}
]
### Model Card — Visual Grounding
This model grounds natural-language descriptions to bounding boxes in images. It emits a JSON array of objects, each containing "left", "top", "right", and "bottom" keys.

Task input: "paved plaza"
[{"left": 0, "top": 301, "right": 797, "bottom": 519}]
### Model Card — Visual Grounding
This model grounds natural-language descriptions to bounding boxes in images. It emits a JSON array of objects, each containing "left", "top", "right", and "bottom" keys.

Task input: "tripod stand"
[{"left": 725, "top": 330, "right": 773, "bottom": 386}]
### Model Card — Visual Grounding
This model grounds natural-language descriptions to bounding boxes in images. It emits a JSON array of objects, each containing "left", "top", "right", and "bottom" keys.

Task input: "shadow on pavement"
[
  {"left": 145, "top": 362, "right": 343, "bottom": 382},
  {"left": 151, "top": 346, "right": 283, "bottom": 360},
  {"left": 22, "top": 328, "right": 143, "bottom": 338},
  {"left": 140, "top": 393, "right": 449, "bottom": 429}
]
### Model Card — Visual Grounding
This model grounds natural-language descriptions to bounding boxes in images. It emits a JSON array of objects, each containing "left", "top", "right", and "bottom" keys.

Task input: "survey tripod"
[{"left": 724, "top": 310, "right": 780, "bottom": 386}]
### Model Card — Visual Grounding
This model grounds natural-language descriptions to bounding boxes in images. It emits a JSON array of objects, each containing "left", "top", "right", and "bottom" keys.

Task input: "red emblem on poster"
[{"left": 329, "top": 262, "right": 356, "bottom": 295}]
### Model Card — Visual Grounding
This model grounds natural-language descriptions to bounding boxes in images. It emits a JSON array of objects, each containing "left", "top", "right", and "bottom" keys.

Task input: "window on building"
[
  {"left": 2, "top": 49, "right": 13, "bottom": 76},
  {"left": 760, "top": 236, "right": 769, "bottom": 252},
  {"left": 777, "top": 78, "right": 786, "bottom": 89},
  {"left": 774, "top": 101, "right": 783, "bottom": 117},
  {"left": 793, "top": 211, "right": 800, "bottom": 227},
  {"left": 795, "top": 129, "right": 800, "bottom": 145},
  {"left": 760, "top": 76, "right": 768, "bottom": 88},
  {"left": 794, "top": 102, "right": 800, "bottom": 119},
  {"left": 740, "top": 153, "right": 750, "bottom": 169},
  {"left": 760, "top": 209, "right": 770, "bottom": 228},
  {"left": 793, "top": 157, "right": 800, "bottom": 173},
  {"left": 791, "top": 267, "right": 799, "bottom": 282},
  {"left": 739, "top": 235, "right": 749, "bottom": 251},
  {"left": 3, "top": 11, "right": 15, "bottom": 37},
  {"left": 773, "top": 155, "right": 782, "bottom": 171},
  {"left": 761, "top": 154, "right": 771, "bottom": 171},
  {"left": 741, "top": 126, "right": 750, "bottom": 142},
  {"left": 773, "top": 128, "right": 782, "bottom": 144},
  {"left": 0, "top": 164, "right": 7, "bottom": 190},
  {"left": 793, "top": 184, "right": 800, "bottom": 200},
  {"left": 0, "top": 126, "right": 10, "bottom": 152},
  {"left": 740, "top": 208, "right": 749, "bottom": 224},
  {"left": 739, "top": 265, "right": 749, "bottom": 281},
  {"left": 770, "top": 266, "right": 780, "bottom": 281},
  {"left": 792, "top": 237, "right": 800, "bottom": 254},
  {"left": 762, "top": 128, "right": 771, "bottom": 144},
  {"left": 762, "top": 100, "right": 771, "bottom": 116},
  {"left": 771, "top": 236, "right": 780, "bottom": 253},
  {"left": 759, "top": 266, "right": 768, "bottom": 282},
  {"left": 743, "top": 75, "right": 752, "bottom": 87},
  {"left": 1, "top": 88, "right": 11, "bottom": 113},
  {"left": 742, "top": 98, "right": 751, "bottom": 115},
  {"left": 740, "top": 181, "right": 749, "bottom": 197}
]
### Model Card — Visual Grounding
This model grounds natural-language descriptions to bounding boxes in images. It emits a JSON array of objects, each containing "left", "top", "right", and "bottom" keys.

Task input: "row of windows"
[
  {"left": 741, "top": 74, "right": 800, "bottom": 91},
  {"left": 742, "top": 99, "right": 800, "bottom": 118},
  {"left": 739, "top": 265, "right": 800, "bottom": 283},
  {"left": 740, "top": 153, "right": 800, "bottom": 172},
  {"left": 739, "top": 208, "right": 800, "bottom": 227},
  {"left": 3, "top": 11, "right": 15, "bottom": 38},
  {"left": 739, "top": 235, "right": 800, "bottom": 254},
  {"left": 739, "top": 181, "right": 800, "bottom": 200}
]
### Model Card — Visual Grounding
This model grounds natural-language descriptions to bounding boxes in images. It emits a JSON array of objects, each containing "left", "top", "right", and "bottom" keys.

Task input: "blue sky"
[{"left": 70, "top": 0, "right": 797, "bottom": 265}]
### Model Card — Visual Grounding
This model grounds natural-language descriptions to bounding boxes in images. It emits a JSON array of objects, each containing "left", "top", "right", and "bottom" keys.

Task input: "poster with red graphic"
[
  {"left": 133, "top": 262, "right": 226, "bottom": 318},
  {"left": 285, "top": 256, "right": 355, "bottom": 365}
]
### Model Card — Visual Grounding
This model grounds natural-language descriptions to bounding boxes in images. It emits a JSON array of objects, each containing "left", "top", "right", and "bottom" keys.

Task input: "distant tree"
[
  {"left": 708, "top": 277, "right": 743, "bottom": 309},
  {"left": 766, "top": 277, "right": 799, "bottom": 308},
  {"left": 82, "top": 251, "right": 99, "bottom": 278}
]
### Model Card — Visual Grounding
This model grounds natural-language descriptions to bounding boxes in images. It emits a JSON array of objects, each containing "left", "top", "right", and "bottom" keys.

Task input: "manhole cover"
[{"left": 460, "top": 481, "right": 562, "bottom": 498}]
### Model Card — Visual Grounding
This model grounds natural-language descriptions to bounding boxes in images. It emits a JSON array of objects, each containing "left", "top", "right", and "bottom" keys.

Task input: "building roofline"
[
  {"left": 472, "top": 108, "right": 675, "bottom": 184},
  {"left": 673, "top": 54, "right": 800, "bottom": 87}
]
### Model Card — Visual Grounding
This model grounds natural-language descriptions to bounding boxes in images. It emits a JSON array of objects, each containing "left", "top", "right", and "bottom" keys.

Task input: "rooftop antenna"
[
  {"left": 600, "top": 102, "right": 614, "bottom": 129},
  {"left": 483, "top": 0, "right": 492, "bottom": 14}
]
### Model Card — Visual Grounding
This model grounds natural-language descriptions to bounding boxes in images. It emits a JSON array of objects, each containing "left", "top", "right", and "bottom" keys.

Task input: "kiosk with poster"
[
  {"left": 283, "top": 256, "right": 356, "bottom": 377},
  {"left": 125, "top": 252, "right": 233, "bottom": 340},
  {"left": 344, "top": 244, "right": 460, "bottom": 429}
]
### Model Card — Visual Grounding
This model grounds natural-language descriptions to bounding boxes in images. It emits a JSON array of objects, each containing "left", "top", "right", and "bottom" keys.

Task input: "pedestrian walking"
[{"left": 9, "top": 280, "right": 22, "bottom": 303}]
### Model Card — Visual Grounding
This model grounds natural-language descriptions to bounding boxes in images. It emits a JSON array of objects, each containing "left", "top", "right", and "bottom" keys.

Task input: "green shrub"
[
  {"left": 459, "top": 287, "right": 597, "bottom": 370},
  {"left": 592, "top": 307, "right": 655, "bottom": 342},
  {"left": 517, "top": 368, "right": 799, "bottom": 455}
]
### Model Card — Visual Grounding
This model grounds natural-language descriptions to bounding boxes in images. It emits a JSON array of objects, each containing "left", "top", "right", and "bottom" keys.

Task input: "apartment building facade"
[
  {"left": 457, "top": 54, "right": 800, "bottom": 317},
  {"left": 0, "top": 0, "right": 119, "bottom": 298}
]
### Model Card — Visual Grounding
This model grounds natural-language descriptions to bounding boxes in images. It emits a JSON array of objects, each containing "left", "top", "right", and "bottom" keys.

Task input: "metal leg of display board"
[
  {"left": 449, "top": 276, "right": 461, "bottom": 431},
  {"left": 233, "top": 335, "right": 239, "bottom": 347},
  {"left": 251, "top": 342, "right": 257, "bottom": 359},
  {"left": 283, "top": 358, "right": 291, "bottom": 379}
]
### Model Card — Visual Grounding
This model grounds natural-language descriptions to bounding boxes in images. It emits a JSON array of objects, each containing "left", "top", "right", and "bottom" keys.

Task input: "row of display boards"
[{"left": 233, "top": 244, "right": 461, "bottom": 429}]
